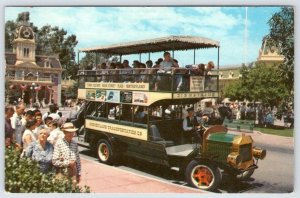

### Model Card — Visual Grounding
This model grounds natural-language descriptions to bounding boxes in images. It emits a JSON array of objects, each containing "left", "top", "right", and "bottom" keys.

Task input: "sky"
[{"left": 5, "top": 6, "right": 282, "bottom": 67}]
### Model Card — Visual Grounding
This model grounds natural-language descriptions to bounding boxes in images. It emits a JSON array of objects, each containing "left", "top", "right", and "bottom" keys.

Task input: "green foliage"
[
  {"left": 223, "top": 63, "right": 290, "bottom": 107},
  {"left": 268, "top": 7, "right": 294, "bottom": 97},
  {"left": 79, "top": 53, "right": 113, "bottom": 70},
  {"left": 5, "top": 147, "right": 90, "bottom": 193},
  {"left": 65, "top": 81, "right": 79, "bottom": 99},
  {"left": 5, "top": 20, "right": 17, "bottom": 50}
]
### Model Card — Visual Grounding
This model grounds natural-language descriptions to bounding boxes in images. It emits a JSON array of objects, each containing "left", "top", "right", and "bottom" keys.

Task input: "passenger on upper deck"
[
  {"left": 132, "top": 60, "right": 140, "bottom": 69},
  {"left": 109, "top": 63, "right": 117, "bottom": 82},
  {"left": 116, "top": 62, "right": 124, "bottom": 82},
  {"left": 159, "top": 52, "right": 179, "bottom": 72},
  {"left": 146, "top": 60, "right": 153, "bottom": 68},
  {"left": 192, "top": 63, "right": 205, "bottom": 76},
  {"left": 139, "top": 63, "right": 148, "bottom": 83},
  {"left": 122, "top": 60, "right": 133, "bottom": 82},
  {"left": 205, "top": 61, "right": 214, "bottom": 75},
  {"left": 153, "top": 58, "right": 163, "bottom": 68},
  {"left": 99, "top": 63, "right": 108, "bottom": 82},
  {"left": 123, "top": 60, "right": 131, "bottom": 69}
]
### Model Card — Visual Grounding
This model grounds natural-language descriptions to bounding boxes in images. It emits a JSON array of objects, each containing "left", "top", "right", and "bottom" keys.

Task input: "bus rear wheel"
[
  {"left": 185, "top": 160, "right": 221, "bottom": 191},
  {"left": 97, "top": 139, "right": 114, "bottom": 165}
]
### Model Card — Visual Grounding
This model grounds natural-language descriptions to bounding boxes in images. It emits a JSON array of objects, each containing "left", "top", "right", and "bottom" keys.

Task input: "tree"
[
  {"left": 79, "top": 52, "right": 113, "bottom": 70},
  {"left": 4, "top": 20, "right": 17, "bottom": 50},
  {"left": 223, "top": 63, "right": 290, "bottom": 107},
  {"left": 64, "top": 81, "right": 79, "bottom": 99},
  {"left": 36, "top": 25, "right": 79, "bottom": 79},
  {"left": 268, "top": 7, "right": 294, "bottom": 99}
]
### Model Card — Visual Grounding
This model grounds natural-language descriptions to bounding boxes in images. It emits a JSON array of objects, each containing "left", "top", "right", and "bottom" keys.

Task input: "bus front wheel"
[
  {"left": 185, "top": 160, "right": 221, "bottom": 191},
  {"left": 97, "top": 139, "right": 114, "bottom": 165}
]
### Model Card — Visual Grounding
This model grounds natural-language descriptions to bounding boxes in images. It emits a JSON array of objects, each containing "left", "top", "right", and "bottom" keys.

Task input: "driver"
[{"left": 183, "top": 108, "right": 208, "bottom": 142}]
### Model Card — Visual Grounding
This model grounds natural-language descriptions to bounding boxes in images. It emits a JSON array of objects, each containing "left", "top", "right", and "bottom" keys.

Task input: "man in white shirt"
[
  {"left": 11, "top": 102, "right": 26, "bottom": 145},
  {"left": 156, "top": 52, "right": 179, "bottom": 91},
  {"left": 159, "top": 51, "right": 179, "bottom": 71}
]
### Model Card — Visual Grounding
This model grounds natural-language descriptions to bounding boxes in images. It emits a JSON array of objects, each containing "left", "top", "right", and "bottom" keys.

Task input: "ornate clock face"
[{"left": 22, "top": 28, "right": 31, "bottom": 38}]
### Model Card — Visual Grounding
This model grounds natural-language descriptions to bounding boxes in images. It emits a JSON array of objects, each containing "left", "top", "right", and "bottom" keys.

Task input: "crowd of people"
[
  {"left": 85, "top": 51, "right": 215, "bottom": 91},
  {"left": 201, "top": 102, "right": 294, "bottom": 128},
  {"left": 5, "top": 102, "right": 81, "bottom": 188}
]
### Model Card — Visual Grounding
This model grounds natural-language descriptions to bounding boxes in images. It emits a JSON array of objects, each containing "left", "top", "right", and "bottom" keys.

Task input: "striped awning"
[{"left": 80, "top": 35, "right": 219, "bottom": 55}]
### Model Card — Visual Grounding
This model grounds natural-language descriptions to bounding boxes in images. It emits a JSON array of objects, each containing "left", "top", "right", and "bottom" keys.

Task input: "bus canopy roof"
[{"left": 80, "top": 35, "right": 220, "bottom": 55}]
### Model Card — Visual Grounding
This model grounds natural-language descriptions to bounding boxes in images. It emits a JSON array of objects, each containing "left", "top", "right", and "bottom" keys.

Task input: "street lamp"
[{"left": 29, "top": 83, "right": 41, "bottom": 107}]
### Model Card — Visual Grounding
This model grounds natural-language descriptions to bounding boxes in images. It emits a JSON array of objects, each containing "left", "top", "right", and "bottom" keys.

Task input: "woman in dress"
[
  {"left": 22, "top": 119, "right": 37, "bottom": 154},
  {"left": 27, "top": 128, "right": 54, "bottom": 173}
]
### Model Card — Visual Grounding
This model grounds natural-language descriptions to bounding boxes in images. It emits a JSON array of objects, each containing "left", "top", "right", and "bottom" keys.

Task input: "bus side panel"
[
  {"left": 119, "top": 137, "right": 169, "bottom": 167},
  {"left": 85, "top": 128, "right": 169, "bottom": 166}
]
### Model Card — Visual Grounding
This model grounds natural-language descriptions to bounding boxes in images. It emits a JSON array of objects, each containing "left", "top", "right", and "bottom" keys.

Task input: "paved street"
[
  {"left": 77, "top": 132, "right": 294, "bottom": 193},
  {"left": 42, "top": 107, "right": 294, "bottom": 193}
]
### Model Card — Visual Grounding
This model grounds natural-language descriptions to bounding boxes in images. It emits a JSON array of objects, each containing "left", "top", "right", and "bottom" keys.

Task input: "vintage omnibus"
[{"left": 76, "top": 36, "right": 266, "bottom": 191}]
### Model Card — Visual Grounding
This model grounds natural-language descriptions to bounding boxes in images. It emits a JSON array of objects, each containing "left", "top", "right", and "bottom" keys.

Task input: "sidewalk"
[{"left": 79, "top": 158, "right": 204, "bottom": 193}]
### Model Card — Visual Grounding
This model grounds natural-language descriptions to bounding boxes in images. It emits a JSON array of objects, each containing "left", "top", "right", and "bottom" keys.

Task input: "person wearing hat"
[
  {"left": 52, "top": 122, "right": 81, "bottom": 188},
  {"left": 182, "top": 108, "right": 208, "bottom": 143}
]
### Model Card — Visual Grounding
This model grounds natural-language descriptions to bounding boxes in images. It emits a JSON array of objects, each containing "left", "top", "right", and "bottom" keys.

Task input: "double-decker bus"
[{"left": 76, "top": 36, "right": 266, "bottom": 191}]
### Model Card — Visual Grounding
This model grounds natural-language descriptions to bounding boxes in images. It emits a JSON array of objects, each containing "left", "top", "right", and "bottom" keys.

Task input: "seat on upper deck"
[{"left": 149, "top": 125, "right": 174, "bottom": 147}]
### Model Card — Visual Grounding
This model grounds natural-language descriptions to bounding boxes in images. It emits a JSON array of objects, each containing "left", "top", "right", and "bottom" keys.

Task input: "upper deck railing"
[{"left": 78, "top": 68, "right": 219, "bottom": 94}]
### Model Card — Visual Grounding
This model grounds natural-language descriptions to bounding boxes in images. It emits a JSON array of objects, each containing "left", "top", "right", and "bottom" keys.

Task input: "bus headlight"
[
  {"left": 227, "top": 152, "right": 242, "bottom": 167},
  {"left": 253, "top": 147, "right": 266, "bottom": 160}
]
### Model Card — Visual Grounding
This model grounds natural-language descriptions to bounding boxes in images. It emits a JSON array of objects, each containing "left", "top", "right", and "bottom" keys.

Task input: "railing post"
[{"left": 193, "top": 49, "right": 196, "bottom": 64}]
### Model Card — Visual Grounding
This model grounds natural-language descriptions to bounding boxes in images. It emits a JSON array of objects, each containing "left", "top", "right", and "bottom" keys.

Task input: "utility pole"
[{"left": 244, "top": 7, "right": 248, "bottom": 66}]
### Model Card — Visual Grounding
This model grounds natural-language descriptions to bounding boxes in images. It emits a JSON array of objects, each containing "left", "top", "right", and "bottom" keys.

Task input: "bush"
[{"left": 5, "top": 147, "right": 90, "bottom": 193}]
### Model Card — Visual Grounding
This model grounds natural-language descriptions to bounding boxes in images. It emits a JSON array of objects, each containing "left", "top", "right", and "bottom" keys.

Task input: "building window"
[
  {"left": 44, "top": 60, "right": 51, "bottom": 68},
  {"left": 23, "top": 48, "right": 29, "bottom": 57}
]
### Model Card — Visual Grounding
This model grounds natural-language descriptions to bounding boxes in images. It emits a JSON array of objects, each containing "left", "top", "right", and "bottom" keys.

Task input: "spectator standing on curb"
[
  {"left": 52, "top": 122, "right": 81, "bottom": 189},
  {"left": 22, "top": 119, "right": 37, "bottom": 155},
  {"left": 27, "top": 128, "right": 54, "bottom": 174},
  {"left": 47, "top": 120, "right": 65, "bottom": 145},
  {"left": 42, "top": 104, "right": 60, "bottom": 122},
  {"left": 5, "top": 105, "right": 15, "bottom": 144},
  {"left": 11, "top": 102, "right": 26, "bottom": 145},
  {"left": 236, "top": 106, "right": 241, "bottom": 120}
]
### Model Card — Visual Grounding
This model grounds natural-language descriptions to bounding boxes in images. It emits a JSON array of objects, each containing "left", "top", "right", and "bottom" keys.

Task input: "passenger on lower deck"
[{"left": 134, "top": 106, "right": 147, "bottom": 123}]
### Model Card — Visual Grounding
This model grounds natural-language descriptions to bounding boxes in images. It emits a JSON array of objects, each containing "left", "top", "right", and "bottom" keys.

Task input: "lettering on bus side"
[
  {"left": 173, "top": 92, "right": 219, "bottom": 99},
  {"left": 85, "top": 82, "right": 149, "bottom": 91},
  {"left": 86, "top": 119, "right": 148, "bottom": 141}
]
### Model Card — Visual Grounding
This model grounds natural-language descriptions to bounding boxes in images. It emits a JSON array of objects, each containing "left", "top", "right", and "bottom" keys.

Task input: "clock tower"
[{"left": 12, "top": 12, "right": 36, "bottom": 65}]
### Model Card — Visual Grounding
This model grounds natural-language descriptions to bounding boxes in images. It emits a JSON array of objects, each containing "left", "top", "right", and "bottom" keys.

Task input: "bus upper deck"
[
  {"left": 77, "top": 68, "right": 219, "bottom": 105},
  {"left": 78, "top": 35, "right": 220, "bottom": 104}
]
